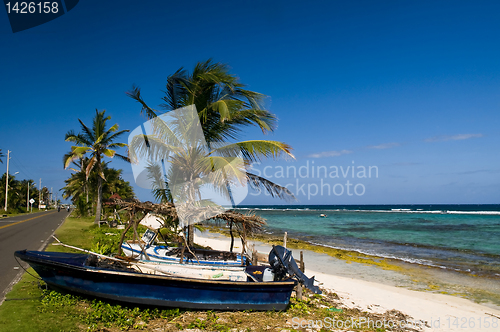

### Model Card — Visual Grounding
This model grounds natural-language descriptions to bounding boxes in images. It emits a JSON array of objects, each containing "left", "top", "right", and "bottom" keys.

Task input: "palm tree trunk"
[
  {"left": 85, "top": 184, "right": 90, "bottom": 216},
  {"left": 94, "top": 175, "right": 102, "bottom": 224}
]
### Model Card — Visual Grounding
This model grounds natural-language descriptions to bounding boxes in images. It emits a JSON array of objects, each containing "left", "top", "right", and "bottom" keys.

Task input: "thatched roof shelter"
[
  {"left": 107, "top": 198, "right": 265, "bottom": 257},
  {"left": 108, "top": 198, "right": 264, "bottom": 227}
]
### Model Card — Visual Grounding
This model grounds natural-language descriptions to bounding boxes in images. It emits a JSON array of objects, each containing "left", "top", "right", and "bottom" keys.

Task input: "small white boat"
[
  {"left": 134, "top": 258, "right": 249, "bottom": 281},
  {"left": 319, "top": 214, "right": 327, "bottom": 218},
  {"left": 121, "top": 242, "right": 247, "bottom": 266}
]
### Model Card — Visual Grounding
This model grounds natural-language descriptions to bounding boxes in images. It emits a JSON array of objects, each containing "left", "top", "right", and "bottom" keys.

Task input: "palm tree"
[
  {"left": 62, "top": 158, "right": 135, "bottom": 217},
  {"left": 128, "top": 59, "right": 295, "bottom": 246},
  {"left": 127, "top": 59, "right": 295, "bottom": 200},
  {"left": 40, "top": 186, "right": 50, "bottom": 207},
  {"left": 0, "top": 149, "right": 4, "bottom": 163},
  {"left": 62, "top": 157, "right": 92, "bottom": 204},
  {"left": 0, "top": 173, "right": 22, "bottom": 212},
  {"left": 145, "top": 162, "right": 172, "bottom": 203},
  {"left": 64, "top": 110, "right": 129, "bottom": 224},
  {"left": 101, "top": 165, "right": 135, "bottom": 200}
]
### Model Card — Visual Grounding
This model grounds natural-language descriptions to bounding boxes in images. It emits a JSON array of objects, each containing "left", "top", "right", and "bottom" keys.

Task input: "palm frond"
[
  {"left": 211, "top": 140, "right": 294, "bottom": 162},
  {"left": 72, "top": 146, "right": 91, "bottom": 156},
  {"left": 129, "top": 134, "right": 181, "bottom": 162},
  {"left": 106, "top": 129, "right": 130, "bottom": 144},
  {"left": 246, "top": 172, "right": 296, "bottom": 201},
  {"left": 161, "top": 68, "right": 189, "bottom": 111},
  {"left": 127, "top": 85, "right": 159, "bottom": 119},
  {"left": 63, "top": 151, "right": 79, "bottom": 169},
  {"left": 85, "top": 156, "right": 97, "bottom": 179},
  {"left": 102, "top": 149, "right": 116, "bottom": 158},
  {"left": 79, "top": 117, "right": 95, "bottom": 143},
  {"left": 114, "top": 153, "right": 131, "bottom": 163}
]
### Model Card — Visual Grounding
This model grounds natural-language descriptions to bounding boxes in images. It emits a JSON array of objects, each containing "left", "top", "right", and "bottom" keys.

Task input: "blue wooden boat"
[{"left": 15, "top": 249, "right": 296, "bottom": 310}]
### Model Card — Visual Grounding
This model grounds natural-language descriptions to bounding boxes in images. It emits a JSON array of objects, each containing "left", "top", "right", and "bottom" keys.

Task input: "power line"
[{"left": 10, "top": 154, "right": 37, "bottom": 180}]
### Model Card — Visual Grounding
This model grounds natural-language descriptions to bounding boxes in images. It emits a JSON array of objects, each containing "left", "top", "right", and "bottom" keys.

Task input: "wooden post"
[
  {"left": 296, "top": 251, "right": 305, "bottom": 300},
  {"left": 252, "top": 248, "right": 258, "bottom": 265},
  {"left": 117, "top": 211, "right": 134, "bottom": 256},
  {"left": 283, "top": 231, "right": 287, "bottom": 248},
  {"left": 296, "top": 284, "right": 303, "bottom": 300},
  {"left": 187, "top": 224, "right": 194, "bottom": 247},
  {"left": 241, "top": 241, "right": 245, "bottom": 266}
]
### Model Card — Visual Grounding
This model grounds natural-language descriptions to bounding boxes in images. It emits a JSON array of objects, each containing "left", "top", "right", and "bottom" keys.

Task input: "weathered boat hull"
[
  {"left": 15, "top": 250, "right": 295, "bottom": 310},
  {"left": 121, "top": 242, "right": 247, "bottom": 266}
]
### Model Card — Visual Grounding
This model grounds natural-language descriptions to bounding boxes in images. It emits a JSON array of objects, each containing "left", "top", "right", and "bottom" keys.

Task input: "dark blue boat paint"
[{"left": 15, "top": 250, "right": 295, "bottom": 310}]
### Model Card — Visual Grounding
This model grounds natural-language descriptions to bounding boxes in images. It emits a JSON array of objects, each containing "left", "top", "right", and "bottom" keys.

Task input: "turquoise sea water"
[{"left": 236, "top": 205, "right": 500, "bottom": 277}]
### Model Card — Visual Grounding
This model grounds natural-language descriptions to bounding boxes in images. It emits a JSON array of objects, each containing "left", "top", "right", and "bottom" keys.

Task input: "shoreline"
[
  {"left": 202, "top": 225, "right": 500, "bottom": 308},
  {"left": 235, "top": 206, "right": 500, "bottom": 280},
  {"left": 195, "top": 228, "right": 500, "bottom": 331}
]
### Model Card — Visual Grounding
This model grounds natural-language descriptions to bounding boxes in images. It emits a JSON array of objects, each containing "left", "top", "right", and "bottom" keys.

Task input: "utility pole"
[
  {"left": 38, "top": 178, "right": 41, "bottom": 209},
  {"left": 27, "top": 181, "right": 34, "bottom": 212},
  {"left": 4, "top": 150, "right": 10, "bottom": 212}
]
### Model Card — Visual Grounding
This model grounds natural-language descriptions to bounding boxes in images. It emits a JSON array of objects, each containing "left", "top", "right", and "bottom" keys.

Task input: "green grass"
[
  {"left": 50, "top": 216, "right": 94, "bottom": 251},
  {"left": 0, "top": 270, "right": 83, "bottom": 331}
]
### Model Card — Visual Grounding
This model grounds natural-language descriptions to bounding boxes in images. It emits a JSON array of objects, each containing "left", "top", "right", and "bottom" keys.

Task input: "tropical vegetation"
[
  {"left": 0, "top": 173, "right": 46, "bottom": 213},
  {"left": 61, "top": 159, "right": 135, "bottom": 218},
  {"left": 63, "top": 109, "right": 130, "bottom": 224}
]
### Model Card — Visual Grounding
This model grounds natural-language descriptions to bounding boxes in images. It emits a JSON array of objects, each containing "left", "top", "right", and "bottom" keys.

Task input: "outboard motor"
[{"left": 269, "top": 245, "right": 321, "bottom": 294}]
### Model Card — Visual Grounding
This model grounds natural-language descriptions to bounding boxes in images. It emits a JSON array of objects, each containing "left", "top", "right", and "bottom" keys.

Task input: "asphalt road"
[{"left": 0, "top": 210, "right": 70, "bottom": 304}]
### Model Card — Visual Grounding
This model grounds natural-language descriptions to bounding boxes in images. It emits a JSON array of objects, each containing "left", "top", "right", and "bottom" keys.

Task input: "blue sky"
[{"left": 1, "top": 0, "right": 499, "bottom": 205}]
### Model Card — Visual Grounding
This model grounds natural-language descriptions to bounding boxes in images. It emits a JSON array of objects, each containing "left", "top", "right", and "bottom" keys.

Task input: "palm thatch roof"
[
  {"left": 107, "top": 197, "right": 265, "bottom": 230},
  {"left": 107, "top": 198, "right": 265, "bottom": 257}
]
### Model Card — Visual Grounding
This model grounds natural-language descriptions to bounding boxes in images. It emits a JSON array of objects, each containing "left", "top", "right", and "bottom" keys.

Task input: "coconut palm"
[
  {"left": 0, "top": 149, "right": 4, "bottom": 163},
  {"left": 40, "top": 186, "right": 50, "bottom": 207},
  {"left": 128, "top": 60, "right": 295, "bottom": 247},
  {"left": 62, "top": 158, "right": 135, "bottom": 217},
  {"left": 129, "top": 108, "right": 247, "bottom": 213},
  {"left": 64, "top": 110, "right": 129, "bottom": 224},
  {"left": 0, "top": 173, "right": 21, "bottom": 211},
  {"left": 145, "top": 162, "right": 172, "bottom": 203},
  {"left": 62, "top": 157, "right": 92, "bottom": 205},
  {"left": 101, "top": 165, "right": 135, "bottom": 200},
  {"left": 127, "top": 59, "right": 295, "bottom": 200}
]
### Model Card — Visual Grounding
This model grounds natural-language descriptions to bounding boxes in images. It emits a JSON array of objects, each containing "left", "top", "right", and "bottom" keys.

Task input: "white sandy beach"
[{"left": 194, "top": 230, "right": 500, "bottom": 332}]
